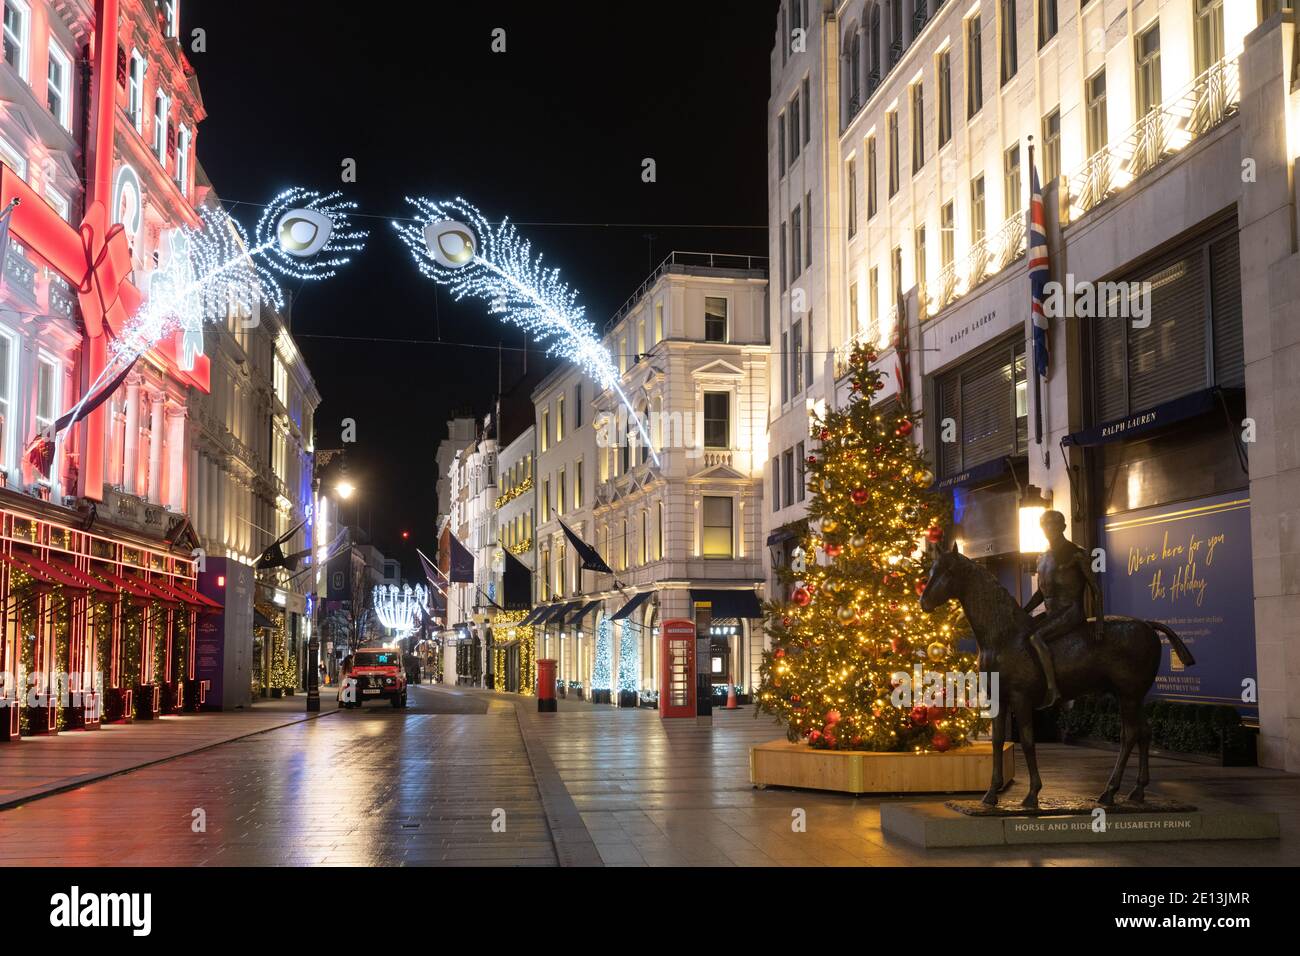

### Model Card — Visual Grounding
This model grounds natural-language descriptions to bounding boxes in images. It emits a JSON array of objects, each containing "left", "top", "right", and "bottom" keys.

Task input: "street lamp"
[
  {"left": 1018, "top": 484, "right": 1052, "bottom": 555},
  {"left": 336, "top": 478, "right": 355, "bottom": 500}
]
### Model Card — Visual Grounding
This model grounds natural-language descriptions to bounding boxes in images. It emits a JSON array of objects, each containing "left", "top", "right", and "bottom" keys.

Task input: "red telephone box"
[{"left": 659, "top": 619, "right": 696, "bottom": 719}]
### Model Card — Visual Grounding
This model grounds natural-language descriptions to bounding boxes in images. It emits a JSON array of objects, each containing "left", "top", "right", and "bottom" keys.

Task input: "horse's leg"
[
  {"left": 1099, "top": 698, "right": 1139, "bottom": 806},
  {"left": 1015, "top": 695, "right": 1042, "bottom": 809},
  {"left": 982, "top": 702, "right": 1007, "bottom": 805},
  {"left": 1129, "top": 705, "right": 1151, "bottom": 803}
]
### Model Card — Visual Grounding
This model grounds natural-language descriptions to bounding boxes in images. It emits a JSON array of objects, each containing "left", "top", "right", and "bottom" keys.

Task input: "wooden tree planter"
[{"left": 750, "top": 740, "right": 1015, "bottom": 795}]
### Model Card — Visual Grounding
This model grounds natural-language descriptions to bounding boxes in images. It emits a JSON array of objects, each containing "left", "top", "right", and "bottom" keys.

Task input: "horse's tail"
[{"left": 1150, "top": 621, "right": 1196, "bottom": 667}]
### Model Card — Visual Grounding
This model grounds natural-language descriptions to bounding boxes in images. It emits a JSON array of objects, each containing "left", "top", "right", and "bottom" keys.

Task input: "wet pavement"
[{"left": 0, "top": 683, "right": 1296, "bottom": 867}]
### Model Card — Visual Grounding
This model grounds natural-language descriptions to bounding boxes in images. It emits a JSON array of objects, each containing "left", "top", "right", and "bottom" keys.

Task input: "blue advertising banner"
[{"left": 1100, "top": 491, "right": 1257, "bottom": 715}]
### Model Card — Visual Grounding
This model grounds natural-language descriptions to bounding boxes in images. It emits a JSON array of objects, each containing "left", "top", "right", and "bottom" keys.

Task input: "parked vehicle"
[{"left": 339, "top": 648, "right": 407, "bottom": 709}]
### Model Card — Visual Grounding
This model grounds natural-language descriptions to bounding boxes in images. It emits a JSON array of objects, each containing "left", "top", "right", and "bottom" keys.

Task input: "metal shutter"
[
  {"left": 1210, "top": 231, "right": 1244, "bottom": 388},
  {"left": 937, "top": 374, "right": 962, "bottom": 477},
  {"left": 960, "top": 345, "right": 1018, "bottom": 470},
  {"left": 1128, "top": 254, "right": 1207, "bottom": 411}
]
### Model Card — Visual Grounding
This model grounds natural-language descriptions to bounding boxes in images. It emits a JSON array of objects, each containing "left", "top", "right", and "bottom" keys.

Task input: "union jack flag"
[{"left": 1028, "top": 161, "right": 1050, "bottom": 380}]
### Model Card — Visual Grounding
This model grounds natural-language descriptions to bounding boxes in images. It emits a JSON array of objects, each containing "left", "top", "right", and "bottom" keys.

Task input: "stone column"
[
  {"left": 166, "top": 406, "right": 187, "bottom": 513},
  {"left": 122, "top": 377, "right": 141, "bottom": 495},
  {"left": 147, "top": 395, "right": 164, "bottom": 504}
]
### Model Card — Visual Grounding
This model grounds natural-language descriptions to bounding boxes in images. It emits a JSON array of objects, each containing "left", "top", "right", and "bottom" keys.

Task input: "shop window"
[{"left": 935, "top": 338, "right": 1027, "bottom": 477}]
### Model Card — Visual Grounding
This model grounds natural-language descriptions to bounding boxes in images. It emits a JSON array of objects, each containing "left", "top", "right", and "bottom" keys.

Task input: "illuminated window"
[
  {"left": 1000, "top": 0, "right": 1018, "bottom": 86},
  {"left": 704, "top": 297, "right": 728, "bottom": 343},
  {"left": 887, "top": 110, "right": 899, "bottom": 196},
  {"left": 1135, "top": 23, "right": 1161, "bottom": 118},
  {"left": 1004, "top": 142, "right": 1021, "bottom": 220},
  {"left": 1194, "top": 0, "right": 1224, "bottom": 76},
  {"left": 176, "top": 124, "right": 191, "bottom": 194},
  {"left": 940, "top": 201, "right": 955, "bottom": 270},
  {"left": 128, "top": 51, "right": 145, "bottom": 131},
  {"left": 703, "top": 392, "right": 730, "bottom": 448},
  {"left": 161, "top": 1, "right": 179, "bottom": 38},
  {"left": 846, "top": 158, "right": 857, "bottom": 237},
  {"left": 910, "top": 82, "right": 924, "bottom": 172},
  {"left": 47, "top": 40, "right": 71, "bottom": 128},
  {"left": 937, "top": 50, "right": 952, "bottom": 147},
  {"left": 654, "top": 302, "right": 664, "bottom": 342},
  {"left": 866, "top": 135, "right": 877, "bottom": 217},
  {"left": 1042, "top": 108, "right": 1060, "bottom": 183},
  {"left": 153, "top": 90, "right": 169, "bottom": 162},
  {"left": 1038, "top": 0, "right": 1058, "bottom": 48},
  {"left": 2, "top": 0, "right": 29, "bottom": 79},
  {"left": 702, "top": 496, "right": 733, "bottom": 558},
  {"left": 970, "top": 174, "right": 986, "bottom": 244},
  {"left": 1085, "top": 69, "right": 1108, "bottom": 157},
  {"left": 0, "top": 332, "right": 11, "bottom": 468},
  {"left": 966, "top": 15, "right": 983, "bottom": 117},
  {"left": 556, "top": 395, "right": 565, "bottom": 442}
]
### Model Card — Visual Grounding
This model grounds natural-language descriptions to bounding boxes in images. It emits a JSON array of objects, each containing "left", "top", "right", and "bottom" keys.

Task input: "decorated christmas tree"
[{"left": 757, "top": 344, "right": 989, "bottom": 752}]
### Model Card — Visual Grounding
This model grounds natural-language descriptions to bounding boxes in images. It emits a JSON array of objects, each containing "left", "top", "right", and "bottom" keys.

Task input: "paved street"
[{"left": 0, "top": 684, "right": 1296, "bottom": 867}]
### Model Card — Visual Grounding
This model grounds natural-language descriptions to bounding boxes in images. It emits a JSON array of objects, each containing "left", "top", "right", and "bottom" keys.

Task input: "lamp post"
[{"left": 305, "top": 465, "right": 360, "bottom": 713}]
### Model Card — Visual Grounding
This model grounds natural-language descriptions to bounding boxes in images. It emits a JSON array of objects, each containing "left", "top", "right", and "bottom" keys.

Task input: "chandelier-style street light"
[{"left": 373, "top": 584, "right": 430, "bottom": 638}]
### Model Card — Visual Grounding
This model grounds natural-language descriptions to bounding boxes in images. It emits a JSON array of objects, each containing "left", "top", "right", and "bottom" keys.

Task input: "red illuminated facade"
[{"left": 0, "top": 0, "right": 216, "bottom": 738}]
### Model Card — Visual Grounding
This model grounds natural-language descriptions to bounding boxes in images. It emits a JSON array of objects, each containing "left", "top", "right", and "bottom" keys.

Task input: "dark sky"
[{"left": 185, "top": 0, "right": 778, "bottom": 574}]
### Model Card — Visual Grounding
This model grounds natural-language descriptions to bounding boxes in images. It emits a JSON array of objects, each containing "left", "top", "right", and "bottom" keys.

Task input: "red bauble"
[
  {"left": 808, "top": 729, "right": 822, "bottom": 743},
  {"left": 873, "top": 379, "right": 885, "bottom": 391},
  {"left": 914, "top": 579, "right": 927, "bottom": 596},
  {"left": 851, "top": 380, "right": 863, "bottom": 392},
  {"left": 806, "top": 455, "right": 817, "bottom": 466},
  {"left": 931, "top": 732, "right": 952, "bottom": 752},
  {"left": 872, "top": 445, "right": 883, "bottom": 455},
  {"left": 819, "top": 429, "right": 831, "bottom": 441},
  {"left": 896, "top": 419, "right": 915, "bottom": 437},
  {"left": 865, "top": 350, "right": 878, "bottom": 363},
  {"left": 825, "top": 709, "right": 841, "bottom": 725},
  {"left": 791, "top": 587, "right": 811, "bottom": 607},
  {"left": 781, "top": 617, "right": 792, "bottom": 627},
  {"left": 910, "top": 705, "right": 929, "bottom": 725},
  {"left": 824, "top": 543, "right": 843, "bottom": 558},
  {"left": 926, "top": 525, "right": 944, "bottom": 543},
  {"left": 822, "top": 733, "right": 837, "bottom": 748},
  {"left": 791, "top": 695, "right": 801, "bottom": 703},
  {"left": 774, "top": 648, "right": 786, "bottom": 658},
  {"left": 851, "top": 488, "right": 870, "bottom": 505},
  {"left": 867, "top": 470, "right": 879, "bottom": 480},
  {"left": 891, "top": 638, "right": 908, "bottom": 655},
  {"left": 888, "top": 600, "right": 900, "bottom": 611}
]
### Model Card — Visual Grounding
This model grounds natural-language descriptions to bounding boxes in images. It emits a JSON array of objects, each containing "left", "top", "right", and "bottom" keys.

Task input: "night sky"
[{"left": 185, "top": 0, "right": 778, "bottom": 573}]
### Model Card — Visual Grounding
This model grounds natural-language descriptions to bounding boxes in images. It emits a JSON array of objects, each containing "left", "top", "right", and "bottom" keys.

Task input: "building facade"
[
  {"left": 530, "top": 253, "right": 769, "bottom": 704},
  {"left": 768, "top": 0, "right": 1300, "bottom": 768}
]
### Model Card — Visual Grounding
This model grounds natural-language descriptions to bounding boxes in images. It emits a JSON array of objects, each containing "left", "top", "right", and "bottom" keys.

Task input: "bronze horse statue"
[{"left": 919, "top": 543, "right": 1196, "bottom": 809}]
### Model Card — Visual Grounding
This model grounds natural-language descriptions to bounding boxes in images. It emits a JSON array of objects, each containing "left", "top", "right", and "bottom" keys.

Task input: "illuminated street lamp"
[
  {"left": 1018, "top": 484, "right": 1053, "bottom": 556},
  {"left": 335, "top": 478, "right": 355, "bottom": 500}
]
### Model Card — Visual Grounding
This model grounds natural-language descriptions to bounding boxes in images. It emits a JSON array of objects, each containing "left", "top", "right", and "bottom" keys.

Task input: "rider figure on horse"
[{"left": 1022, "top": 510, "right": 1104, "bottom": 708}]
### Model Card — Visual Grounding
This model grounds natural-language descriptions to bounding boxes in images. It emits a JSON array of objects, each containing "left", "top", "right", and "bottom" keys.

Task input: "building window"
[
  {"left": 771, "top": 456, "right": 782, "bottom": 512},
  {"left": 161, "top": 1, "right": 179, "bottom": 38},
  {"left": 0, "top": 135, "right": 25, "bottom": 179},
  {"left": 1135, "top": 22, "right": 1162, "bottom": 118},
  {"left": 2, "top": 0, "right": 28, "bottom": 79},
  {"left": 1004, "top": 142, "right": 1021, "bottom": 220},
  {"left": 790, "top": 208, "right": 803, "bottom": 284},
  {"left": 804, "top": 310, "right": 814, "bottom": 387},
  {"left": 802, "top": 76, "right": 811, "bottom": 144},
  {"left": 779, "top": 226, "right": 787, "bottom": 292},
  {"left": 657, "top": 500, "right": 665, "bottom": 558},
  {"left": 654, "top": 303, "right": 664, "bottom": 342},
  {"left": 999, "top": 0, "right": 1017, "bottom": 85},
  {"left": 1085, "top": 68, "right": 1107, "bottom": 157},
  {"left": 888, "top": 0, "right": 903, "bottom": 65},
  {"left": 703, "top": 391, "right": 730, "bottom": 448},
  {"left": 153, "top": 91, "right": 169, "bottom": 163},
  {"left": 47, "top": 41, "right": 71, "bottom": 128},
  {"left": 573, "top": 383, "right": 583, "bottom": 429},
  {"left": 621, "top": 520, "right": 628, "bottom": 570},
  {"left": 540, "top": 408, "right": 550, "bottom": 452},
  {"left": 640, "top": 510, "right": 649, "bottom": 565},
  {"left": 848, "top": 281, "right": 859, "bottom": 340},
  {"left": 868, "top": 267, "right": 880, "bottom": 341},
  {"left": 790, "top": 320, "right": 804, "bottom": 394},
  {"left": 780, "top": 330, "right": 789, "bottom": 403},
  {"left": 778, "top": 112, "right": 786, "bottom": 175},
  {"left": 1038, "top": 0, "right": 1058, "bottom": 48},
  {"left": 914, "top": 225, "right": 927, "bottom": 295},
  {"left": 846, "top": 158, "right": 858, "bottom": 238},
  {"left": 887, "top": 110, "right": 899, "bottom": 197},
  {"left": 176, "top": 124, "right": 191, "bottom": 193},
  {"left": 783, "top": 449, "right": 795, "bottom": 510},
  {"left": 891, "top": 246, "right": 903, "bottom": 305},
  {"left": 556, "top": 395, "right": 565, "bottom": 443},
  {"left": 937, "top": 50, "right": 952, "bottom": 147},
  {"left": 789, "top": 92, "right": 801, "bottom": 163},
  {"left": 804, "top": 192, "right": 812, "bottom": 268},
  {"left": 1042, "top": 108, "right": 1060, "bottom": 183},
  {"left": 35, "top": 355, "right": 59, "bottom": 482},
  {"left": 44, "top": 184, "right": 70, "bottom": 221},
  {"left": 795, "top": 441, "right": 806, "bottom": 502},
  {"left": 910, "top": 82, "right": 925, "bottom": 173},
  {"left": 128, "top": 51, "right": 145, "bottom": 131},
  {"left": 935, "top": 338, "right": 1028, "bottom": 477},
  {"left": 1194, "top": 0, "right": 1224, "bottom": 76},
  {"left": 542, "top": 477, "right": 551, "bottom": 522},
  {"left": 966, "top": 15, "right": 983, "bottom": 117},
  {"left": 940, "top": 201, "right": 955, "bottom": 270},
  {"left": 557, "top": 469, "right": 566, "bottom": 517},
  {"left": 970, "top": 174, "right": 986, "bottom": 244},
  {"left": 866, "top": 135, "right": 878, "bottom": 217},
  {"left": 704, "top": 296, "right": 728, "bottom": 343}
]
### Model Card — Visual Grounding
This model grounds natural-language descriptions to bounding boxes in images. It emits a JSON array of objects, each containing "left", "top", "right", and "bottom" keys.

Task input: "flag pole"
[{"left": 1028, "top": 135, "right": 1044, "bottom": 449}]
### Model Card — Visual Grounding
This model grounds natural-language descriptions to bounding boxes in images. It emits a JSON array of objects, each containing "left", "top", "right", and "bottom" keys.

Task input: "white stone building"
[
  {"left": 532, "top": 253, "right": 769, "bottom": 703},
  {"left": 768, "top": 0, "right": 1300, "bottom": 768}
]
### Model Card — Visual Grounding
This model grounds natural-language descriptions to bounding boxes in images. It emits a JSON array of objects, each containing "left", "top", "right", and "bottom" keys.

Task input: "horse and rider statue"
[{"left": 919, "top": 510, "right": 1196, "bottom": 810}]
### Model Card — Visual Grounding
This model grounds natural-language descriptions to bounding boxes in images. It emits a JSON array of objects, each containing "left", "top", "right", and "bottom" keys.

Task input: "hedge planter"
[
  {"left": 751, "top": 740, "right": 1015, "bottom": 796},
  {"left": 1060, "top": 696, "right": 1256, "bottom": 766}
]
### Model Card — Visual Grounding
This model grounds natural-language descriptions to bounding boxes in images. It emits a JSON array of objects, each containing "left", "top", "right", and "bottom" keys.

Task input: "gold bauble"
[{"left": 927, "top": 641, "right": 949, "bottom": 662}]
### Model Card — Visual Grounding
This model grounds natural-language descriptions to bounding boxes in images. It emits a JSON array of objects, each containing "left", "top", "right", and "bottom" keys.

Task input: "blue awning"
[
  {"left": 611, "top": 591, "right": 653, "bottom": 621},
  {"left": 568, "top": 599, "right": 603, "bottom": 624},
  {"left": 517, "top": 606, "right": 548, "bottom": 626},
  {"left": 1062, "top": 388, "right": 1231, "bottom": 448},
  {"left": 931, "top": 456, "right": 1016, "bottom": 492},
  {"left": 689, "top": 589, "right": 763, "bottom": 619}
]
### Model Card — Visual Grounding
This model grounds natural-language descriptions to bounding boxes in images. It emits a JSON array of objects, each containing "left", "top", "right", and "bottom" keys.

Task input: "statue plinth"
[{"left": 945, "top": 797, "right": 1197, "bottom": 817}]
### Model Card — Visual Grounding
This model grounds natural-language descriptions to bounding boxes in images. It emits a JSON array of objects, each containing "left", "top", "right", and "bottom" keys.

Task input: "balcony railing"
[
  {"left": 1067, "top": 57, "right": 1239, "bottom": 222},
  {"left": 602, "top": 251, "right": 767, "bottom": 335},
  {"left": 833, "top": 305, "right": 897, "bottom": 381},
  {"left": 4, "top": 250, "right": 36, "bottom": 302}
]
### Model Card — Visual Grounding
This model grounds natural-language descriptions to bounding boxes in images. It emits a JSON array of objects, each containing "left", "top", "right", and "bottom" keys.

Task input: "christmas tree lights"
[
  {"left": 592, "top": 616, "right": 613, "bottom": 692},
  {"left": 395, "top": 197, "right": 660, "bottom": 464},
  {"left": 616, "top": 620, "right": 639, "bottom": 693},
  {"left": 757, "top": 344, "right": 989, "bottom": 752}
]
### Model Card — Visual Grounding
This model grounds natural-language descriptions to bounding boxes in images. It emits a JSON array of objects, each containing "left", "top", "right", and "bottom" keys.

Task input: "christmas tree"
[{"left": 757, "top": 344, "right": 989, "bottom": 752}]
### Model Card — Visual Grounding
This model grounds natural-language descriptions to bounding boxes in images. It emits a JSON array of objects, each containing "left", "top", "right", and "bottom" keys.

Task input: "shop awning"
[
  {"left": 517, "top": 606, "right": 548, "bottom": 626},
  {"left": 121, "top": 571, "right": 185, "bottom": 606},
  {"left": 86, "top": 565, "right": 157, "bottom": 604},
  {"left": 931, "top": 456, "right": 1016, "bottom": 492},
  {"left": 553, "top": 600, "right": 585, "bottom": 623},
  {"left": 611, "top": 591, "right": 653, "bottom": 621},
  {"left": 568, "top": 599, "right": 603, "bottom": 624},
  {"left": 42, "top": 555, "right": 119, "bottom": 596},
  {"left": 163, "top": 578, "right": 224, "bottom": 612},
  {"left": 534, "top": 603, "right": 571, "bottom": 624},
  {"left": 690, "top": 589, "right": 763, "bottom": 619},
  {"left": 0, "top": 549, "right": 103, "bottom": 592},
  {"left": 1062, "top": 388, "right": 1233, "bottom": 448},
  {"left": 253, "top": 609, "right": 278, "bottom": 629}
]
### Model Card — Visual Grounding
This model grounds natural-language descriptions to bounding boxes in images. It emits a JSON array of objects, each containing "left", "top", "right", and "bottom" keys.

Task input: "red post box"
[{"left": 537, "top": 658, "right": 558, "bottom": 713}]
